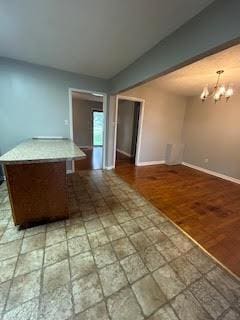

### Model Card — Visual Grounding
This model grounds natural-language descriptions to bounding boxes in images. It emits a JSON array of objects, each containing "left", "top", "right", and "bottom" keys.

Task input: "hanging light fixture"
[{"left": 200, "top": 70, "right": 233, "bottom": 103}]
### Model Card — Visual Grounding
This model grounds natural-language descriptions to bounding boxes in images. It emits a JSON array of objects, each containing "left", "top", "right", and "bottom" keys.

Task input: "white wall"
[
  {"left": 117, "top": 100, "right": 135, "bottom": 156},
  {"left": 183, "top": 94, "right": 240, "bottom": 179},
  {"left": 72, "top": 98, "right": 102, "bottom": 147},
  {"left": 122, "top": 83, "right": 187, "bottom": 163}
]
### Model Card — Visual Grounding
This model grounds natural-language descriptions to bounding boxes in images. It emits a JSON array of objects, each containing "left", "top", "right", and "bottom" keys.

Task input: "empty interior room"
[{"left": 0, "top": 1, "right": 240, "bottom": 320}]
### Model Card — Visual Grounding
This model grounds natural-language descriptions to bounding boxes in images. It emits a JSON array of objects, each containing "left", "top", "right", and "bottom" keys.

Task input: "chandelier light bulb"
[
  {"left": 200, "top": 86, "right": 209, "bottom": 101},
  {"left": 218, "top": 85, "right": 225, "bottom": 96},
  {"left": 213, "top": 92, "right": 220, "bottom": 102},
  {"left": 225, "top": 87, "right": 233, "bottom": 99}
]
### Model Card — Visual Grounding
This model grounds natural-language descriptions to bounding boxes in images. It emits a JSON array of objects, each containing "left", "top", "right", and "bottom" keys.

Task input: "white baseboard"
[
  {"left": 116, "top": 149, "right": 132, "bottom": 158},
  {"left": 182, "top": 162, "right": 240, "bottom": 185},
  {"left": 66, "top": 169, "right": 73, "bottom": 174},
  {"left": 105, "top": 166, "right": 114, "bottom": 170},
  {"left": 136, "top": 160, "right": 165, "bottom": 166}
]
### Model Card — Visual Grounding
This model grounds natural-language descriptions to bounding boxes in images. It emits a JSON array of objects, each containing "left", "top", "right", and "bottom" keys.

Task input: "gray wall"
[
  {"left": 72, "top": 99, "right": 102, "bottom": 147},
  {"left": 116, "top": 100, "right": 135, "bottom": 156},
  {"left": 122, "top": 83, "right": 186, "bottom": 163},
  {"left": 183, "top": 95, "right": 240, "bottom": 179},
  {"left": 111, "top": 0, "right": 240, "bottom": 93},
  {"left": 0, "top": 58, "right": 109, "bottom": 155}
]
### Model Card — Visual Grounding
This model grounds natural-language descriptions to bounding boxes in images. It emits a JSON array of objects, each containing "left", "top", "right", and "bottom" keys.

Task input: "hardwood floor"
[
  {"left": 115, "top": 163, "right": 240, "bottom": 277},
  {"left": 115, "top": 151, "right": 134, "bottom": 167},
  {"left": 75, "top": 147, "right": 102, "bottom": 170}
]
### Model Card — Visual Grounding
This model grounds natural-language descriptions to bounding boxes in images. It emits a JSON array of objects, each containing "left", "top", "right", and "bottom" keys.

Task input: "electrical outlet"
[{"left": 64, "top": 119, "right": 69, "bottom": 126}]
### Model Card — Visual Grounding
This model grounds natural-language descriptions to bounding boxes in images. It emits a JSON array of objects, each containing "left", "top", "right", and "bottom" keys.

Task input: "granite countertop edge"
[{"left": 0, "top": 139, "right": 86, "bottom": 165}]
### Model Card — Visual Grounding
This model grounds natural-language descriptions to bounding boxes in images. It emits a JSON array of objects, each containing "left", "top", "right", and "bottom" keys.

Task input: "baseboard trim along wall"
[
  {"left": 182, "top": 162, "right": 240, "bottom": 185},
  {"left": 116, "top": 149, "right": 132, "bottom": 158},
  {"left": 136, "top": 160, "right": 165, "bottom": 166},
  {"left": 105, "top": 166, "right": 114, "bottom": 170}
]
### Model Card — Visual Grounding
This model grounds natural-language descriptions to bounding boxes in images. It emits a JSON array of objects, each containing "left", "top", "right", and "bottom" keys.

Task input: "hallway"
[{"left": 75, "top": 147, "right": 103, "bottom": 170}]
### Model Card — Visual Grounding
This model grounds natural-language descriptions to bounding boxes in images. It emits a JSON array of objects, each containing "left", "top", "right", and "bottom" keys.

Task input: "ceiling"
[
  {"left": 72, "top": 91, "right": 103, "bottom": 102},
  {"left": 151, "top": 44, "right": 240, "bottom": 96},
  {"left": 0, "top": 0, "right": 213, "bottom": 79}
]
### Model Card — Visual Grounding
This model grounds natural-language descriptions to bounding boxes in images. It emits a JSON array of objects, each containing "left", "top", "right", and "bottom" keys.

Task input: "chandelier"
[{"left": 200, "top": 70, "right": 233, "bottom": 103}]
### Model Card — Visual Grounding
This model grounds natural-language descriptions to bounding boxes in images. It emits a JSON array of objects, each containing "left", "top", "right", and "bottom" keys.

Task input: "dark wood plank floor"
[
  {"left": 116, "top": 151, "right": 133, "bottom": 167},
  {"left": 75, "top": 147, "right": 103, "bottom": 170},
  {"left": 115, "top": 163, "right": 240, "bottom": 277}
]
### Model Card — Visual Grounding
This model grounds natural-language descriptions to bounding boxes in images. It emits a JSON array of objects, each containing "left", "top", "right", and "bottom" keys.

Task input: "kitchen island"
[{"left": 0, "top": 139, "right": 86, "bottom": 228}]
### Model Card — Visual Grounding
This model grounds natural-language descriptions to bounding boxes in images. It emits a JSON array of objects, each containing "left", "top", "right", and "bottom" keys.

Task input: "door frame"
[
  {"left": 68, "top": 88, "right": 107, "bottom": 171},
  {"left": 113, "top": 95, "right": 145, "bottom": 168},
  {"left": 92, "top": 109, "right": 104, "bottom": 147}
]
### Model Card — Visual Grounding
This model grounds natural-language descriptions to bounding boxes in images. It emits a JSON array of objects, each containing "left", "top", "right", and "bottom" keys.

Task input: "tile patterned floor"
[{"left": 0, "top": 170, "right": 239, "bottom": 320}]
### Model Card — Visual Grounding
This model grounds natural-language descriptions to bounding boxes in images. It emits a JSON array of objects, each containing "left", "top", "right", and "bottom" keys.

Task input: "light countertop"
[{"left": 0, "top": 139, "right": 86, "bottom": 164}]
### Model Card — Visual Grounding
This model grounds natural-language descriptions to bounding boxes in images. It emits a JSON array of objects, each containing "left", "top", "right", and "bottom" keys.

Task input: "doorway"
[
  {"left": 114, "top": 96, "right": 144, "bottom": 168},
  {"left": 92, "top": 110, "right": 104, "bottom": 146},
  {"left": 69, "top": 89, "right": 107, "bottom": 171}
]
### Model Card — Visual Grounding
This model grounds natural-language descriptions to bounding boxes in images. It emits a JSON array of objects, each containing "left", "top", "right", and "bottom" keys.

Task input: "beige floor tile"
[
  {"left": 66, "top": 222, "right": 86, "bottom": 239},
  {"left": 70, "top": 251, "right": 96, "bottom": 280},
  {"left": 46, "top": 227, "right": 66, "bottom": 247},
  {"left": 0, "top": 280, "right": 11, "bottom": 313},
  {"left": 93, "top": 243, "right": 117, "bottom": 268},
  {"left": 120, "top": 220, "right": 141, "bottom": 236},
  {"left": 148, "top": 304, "right": 178, "bottom": 320},
  {"left": 39, "top": 284, "right": 72, "bottom": 320},
  {"left": 130, "top": 231, "right": 151, "bottom": 251},
  {"left": 190, "top": 278, "right": 229, "bottom": 319},
  {"left": 99, "top": 262, "right": 128, "bottom": 297},
  {"left": 112, "top": 237, "right": 136, "bottom": 259},
  {"left": 140, "top": 245, "right": 166, "bottom": 272},
  {"left": 206, "top": 267, "right": 240, "bottom": 311},
  {"left": 88, "top": 229, "right": 109, "bottom": 248},
  {"left": 7, "top": 270, "right": 41, "bottom": 310},
  {"left": 24, "top": 225, "right": 46, "bottom": 237},
  {"left": 170, "top": 233, "right": 194, "bottom": 253},
  {"left": 21, "top": 233, "right": 45, "bottom": 254},
  {"left": 15, "top": 249, "right": 44, "bottom": 276},
  {"left": 107, "top": 287, "right": 143, "bottom": 320},
  {"left": 0, "top": 239, "right": 22, "bottom": 260},
  {"left": 3, "top": 298, "right": 39, "bottom": 320},
  {"left": 100, "top": 214, "right": 118, "bottom": 228},
  {"left": 170, "top": 256, "right": 201, "bottom": 286},
  {"left": 75, "top": 301, "right": 109, "bottom": 320},
  {"left": 153, "top": 265, "right": 185, "bottom": 300},
  {"left": 0, "top": 256, "right": 17, "bottom": 283},
  {"left": 185, "top": 247, "right": 216, "bottom": 274},
  {"left": 171, "top": 290, "right": 212, "bottom": 320},
  {"left": 46, "top": 220, "right": 65, "bottom": 232},
  {"left": 155, "top": 239, "right": 181, "bottom": 262},
  {"left": 72, "top": 272, "right": 103, "bottom": 314},
  {"left": 44, "top": 241, "right": 68, "bottom": 266},
  {"left": 43, "top": 259, "right": 70, "bottom": 294},
  {"left": 134, "top": 217, "right": 154, "bottom": 230},
  {"left": 120, "top": 253, "right": 148, "bottom": 284},
  {"left": 132, "top": 275, "right": 166, "bottom": 317},
  {"left": 85, "top": 218, "right": 103, "bottom": 233},
  {"left": 68, "top": 235, "right": 90, "bottom": 256},
  {"left": 0, "top": 227, "right": 24, "bottom": 244},
  {"left": 105, "top": 225, "right": 125, "bottom": 241},
  {"left": 143, "top": 227, "right": 166, "bottom": 244}
]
